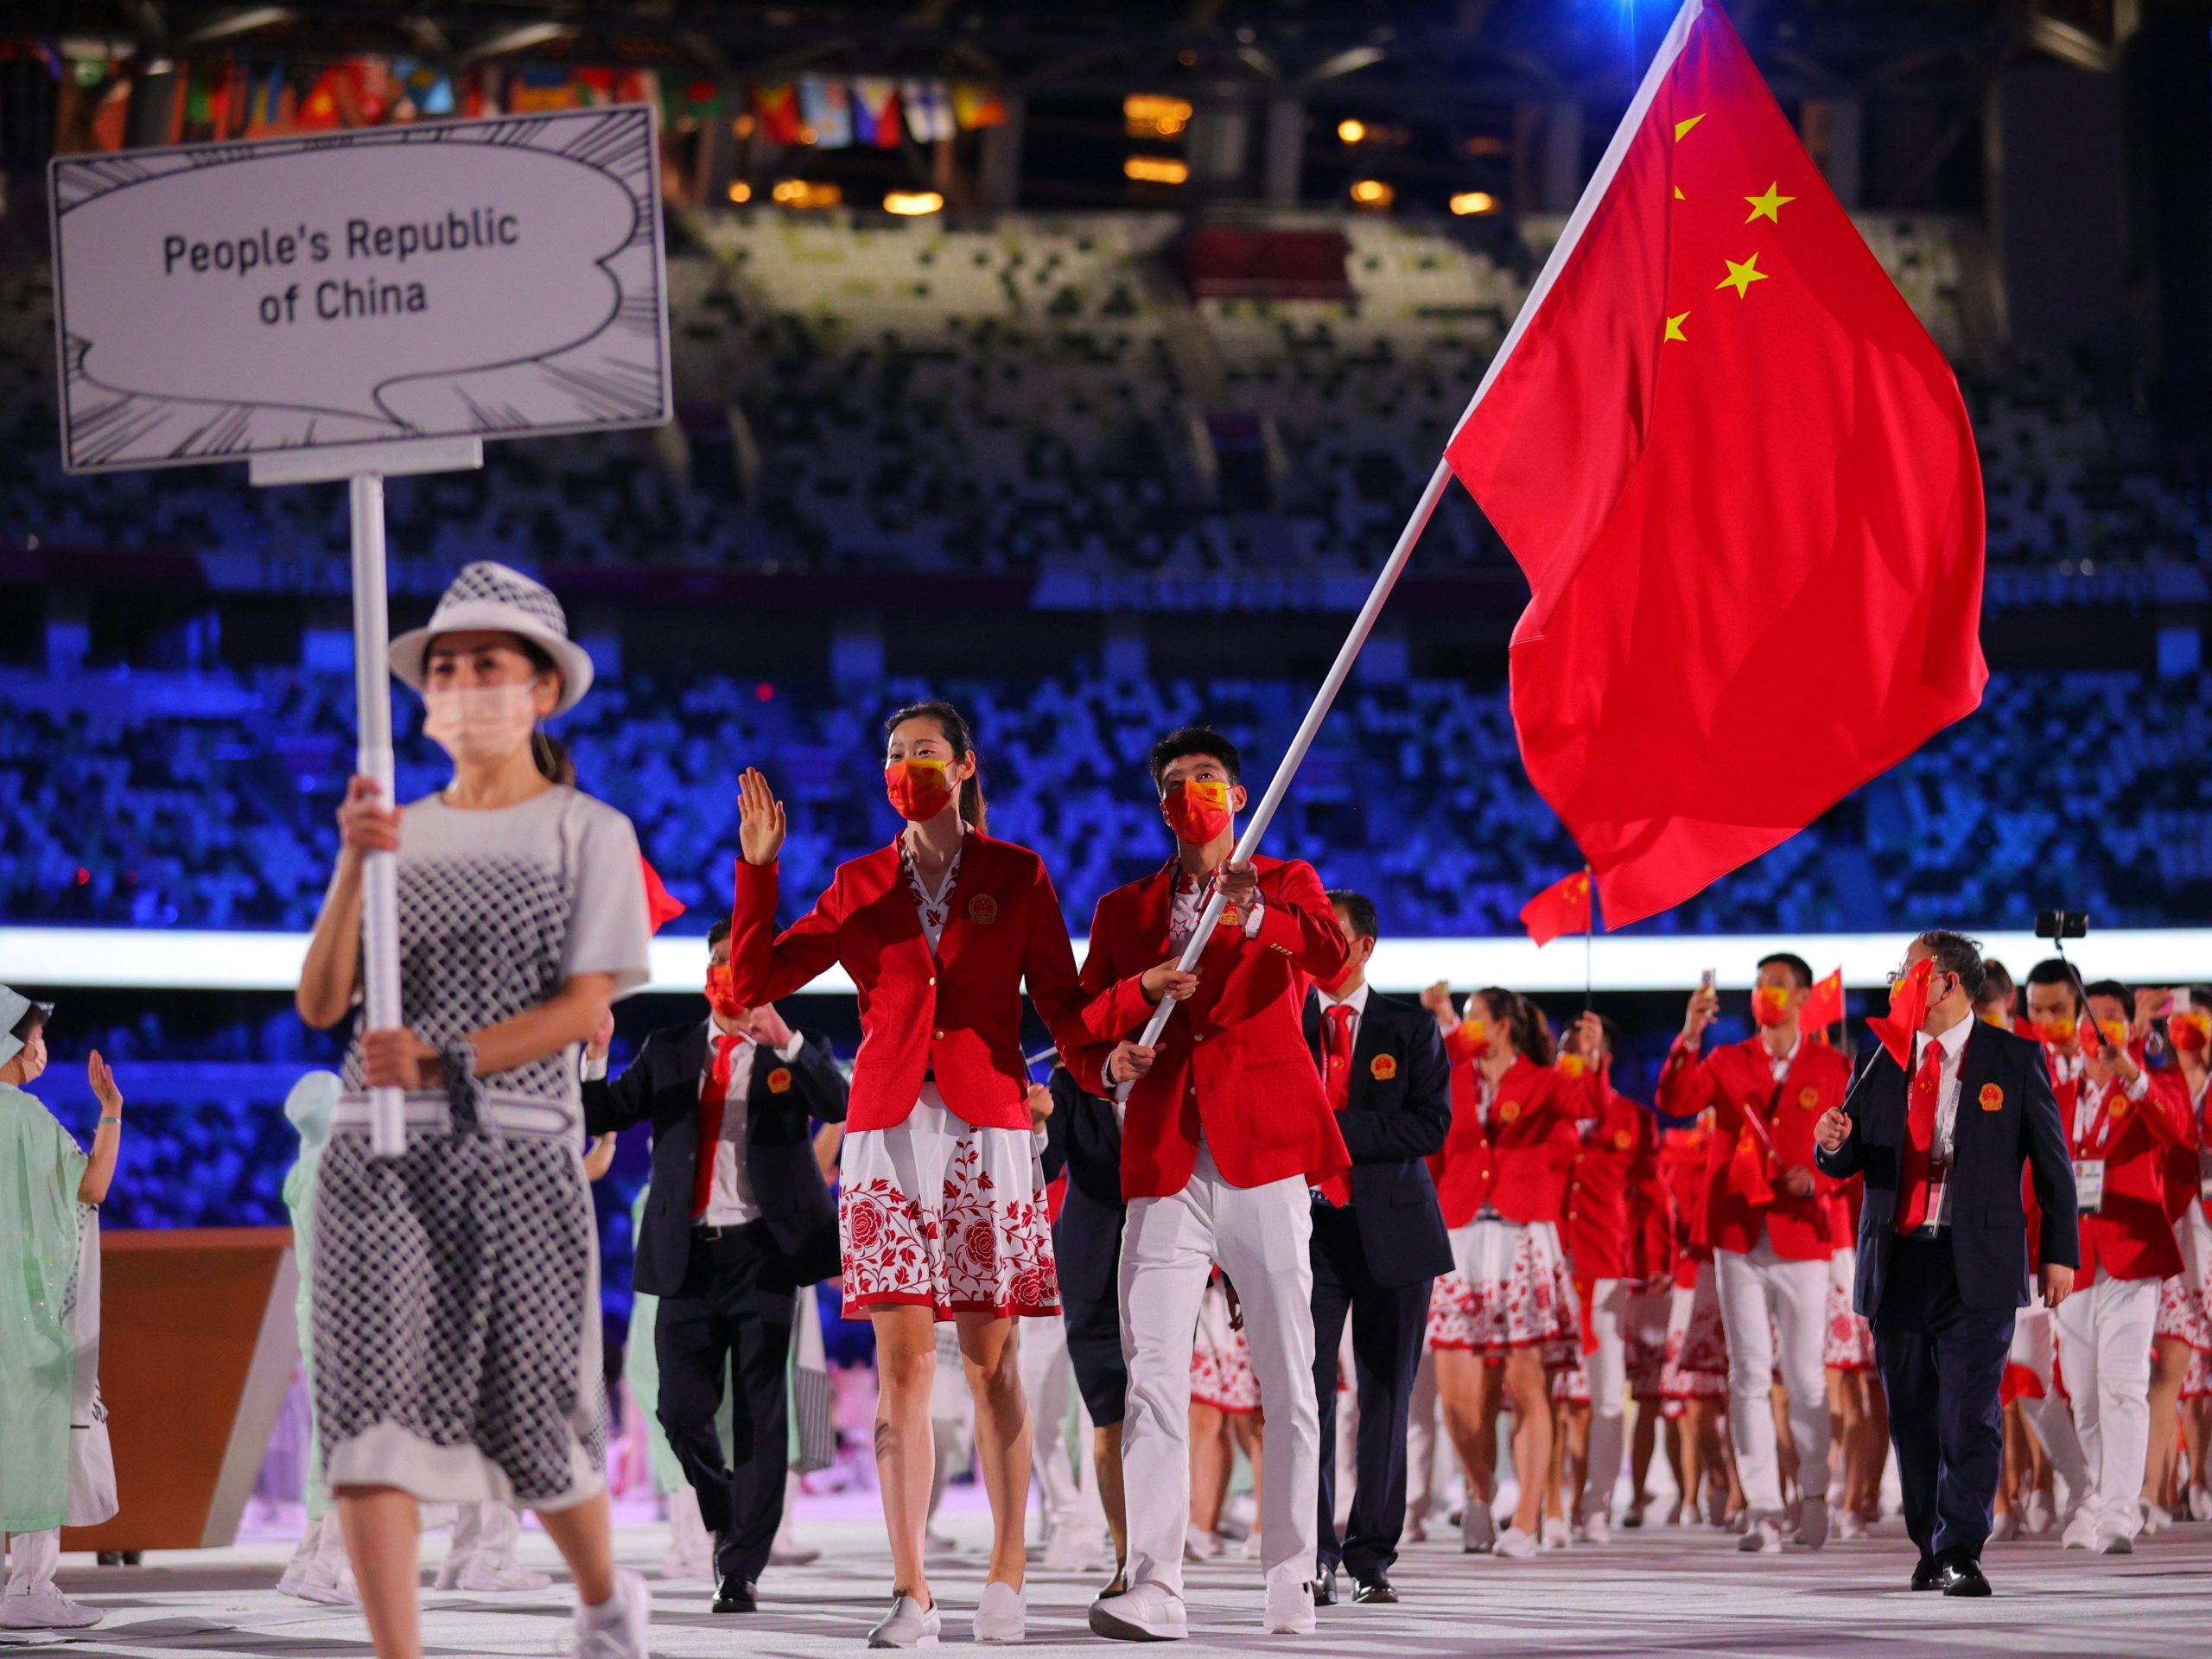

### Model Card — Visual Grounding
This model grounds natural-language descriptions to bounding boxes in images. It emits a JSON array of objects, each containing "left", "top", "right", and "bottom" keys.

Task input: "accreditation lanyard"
[{"left": 2072, "top": 1080, "right": 2121, "bottom": 1216}]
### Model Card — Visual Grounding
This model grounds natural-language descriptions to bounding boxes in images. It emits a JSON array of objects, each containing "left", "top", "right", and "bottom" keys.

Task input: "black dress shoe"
[
  {"left": 712, "top": 1578, "right": 759, "bottom": 1613},
  {"left": 1312, "top": 1569, "right": 1338, "bottom": 1606},
  {"left": 1939, "top": 1558, "right": 1992, "bottom": 1598},
  {"left": 1351, "top": 1573, "right": 1398, "bottom": 1605},
  {"left": 1910, "top": 1556, "right": 1942, "bottom": 1592}
]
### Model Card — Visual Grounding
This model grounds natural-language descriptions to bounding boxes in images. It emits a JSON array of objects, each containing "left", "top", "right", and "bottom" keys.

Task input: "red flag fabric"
[
  {"left": 1518, "top": 869, "right": 1594, "bottom": 947},
  {"left": 639, "top": 855, "right": 687, "bottom": 935},
  {"left": 1801, "top": 967, "right": 1845, "bottom": 1032},
  {"left": 1866, "top": 957, "right": 1933, "bottom": 1071},
  {"left": 1443, "top": 0, "right": 1986, "bottom": 928}
]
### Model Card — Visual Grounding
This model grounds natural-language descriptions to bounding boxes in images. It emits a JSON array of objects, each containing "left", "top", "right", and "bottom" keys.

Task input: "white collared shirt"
[
  {"left": 1169, "top": 873, "right": 1266, "bottom": 952},
  {"left": 1759, "top": 1031, "right": 1802, "bottom": 1086},
  {"left": 1910, "top": 1016, "right": 1974, "bottom": 1227}
]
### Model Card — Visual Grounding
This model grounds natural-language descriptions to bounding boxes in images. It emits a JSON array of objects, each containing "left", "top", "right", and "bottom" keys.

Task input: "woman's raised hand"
[
  {"left": 736, "top": 767, "right": 787, "bottom": 868},
  {"left": 336, "top": 776, "right": 403, "bottom": 857}
]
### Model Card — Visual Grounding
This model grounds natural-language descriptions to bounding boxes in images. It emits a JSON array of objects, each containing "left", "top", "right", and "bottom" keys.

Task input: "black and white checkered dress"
[{"left": 312, "top": 786, "right": 650, "bottom": 1510}]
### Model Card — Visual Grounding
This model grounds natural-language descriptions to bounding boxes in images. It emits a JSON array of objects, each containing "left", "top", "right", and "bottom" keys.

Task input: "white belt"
[{"left": 332, "top": 1092, "right": 580, "bottom": 1141}]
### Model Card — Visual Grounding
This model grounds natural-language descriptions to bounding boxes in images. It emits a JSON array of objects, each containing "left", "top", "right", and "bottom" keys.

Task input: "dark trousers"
[
  {"left": 654, "top": 1220, "right": 798, "bottom": 1587},
  {"left": 1309, "top": 1203, "right": 1431, "bottom": 1580},
  {"left": 1871, "top": 1234, "right": 2015, "bottom": 1566}
]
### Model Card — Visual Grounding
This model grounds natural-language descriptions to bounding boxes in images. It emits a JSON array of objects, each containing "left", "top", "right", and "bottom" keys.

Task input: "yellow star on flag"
[
  {"left": 1673, "top": 184, "right": 1686, "bottom": 200},
  {"left": 1674, "top": 113, "right": 1704, "bottom": 140},
  {"left": 1664, "top": 311, "right": 1688, "bottom": 342},
  {"left": 1716, "top": 254, "right": 1769, "bottom": 298},
  {"left": 1745, "top": 182, "right": 1796, "bottom": 223}
]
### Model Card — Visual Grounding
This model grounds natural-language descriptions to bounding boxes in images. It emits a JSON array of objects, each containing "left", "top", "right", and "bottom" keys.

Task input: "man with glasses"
[{"left": 1815, "top": 931, "right": 2077, "bottom": 1596}]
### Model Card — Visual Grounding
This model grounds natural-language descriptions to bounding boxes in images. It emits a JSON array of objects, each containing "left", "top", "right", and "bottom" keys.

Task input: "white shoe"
[
  {"left": 769, "top": 1541, "right": 822, "bottom": 1567},
  {"left": 1738, "top": 1519, "right": 1783, "bottom": 1554},
  {"left": 1793, "top": 1500, "right": 1829, "bottom": 1551},
  {"left": 571, "top": 1570, "right": 650, "bottom": 1659},
  {"left": 459, "top": 1558, "right": 555, "bottom": 1593},
  {"left": 2024, "top": 1491, "right": 2057, "bottom": 1535},
  {"left": 0, "top": 1588, "right": 104, "bottom": 1630},
  {"left": 2095, "top": 1528, "right": 2135, "bottom": 1555},
  {"left": 1579, "top": 1511, "right": 1611, "bottom": 1546},
  {"left": 2142, "top": 1501, "right": 2173, "bottom": 1535},
  {"left": 435, "top": 1557, "right": 465, "bottom": 1591},
  {"left": 973, "top": 1582, "right": 1026, "bottom": 1644},
  {"left": 1263, "top": 1576, "right": 1317, "bottom": 1636},
  {"left": 1540, "top": 1516, "right": 1571, "bottom": 1551},
  {"left": 1493, "top": 1525, "right": 1540, "bottom": 1560},
  {"left": 1838, "top": 1510, "right": 1868, "bottom": 1541},
  {"left": 869, "top": 1592, "right": 943, "bottom": 1649},
  {"left": 1460, "top": 1503, "right": 1496, "bottom": 1554},
  {"left": 1183, "top": 1529, "right": 1224, "bottom": 1564},
  {"left": 1041, "top": 1530, "right": 1094, "bottom": 1573},
  {"left": 1239, "top": 1532, "right": 1262, "bottom": 1561},
  {"left": 2191, "top": 1484, "right": 2212, "bottom": 1523},
  {"left": 1989, "top": 1509, "right": 2022, "bottom": 1543},
  {"left": 924, "top": 1528, "right": 961, "bottom": 1558},
  {"left": 1405, "top": 1514, "right": 1428, "bottom": 1544},
  {"left": 1089, "top": 1580, "right": 1188, "bottom": 1641},
  {"left": 2062, "top": 1508, "right": 2101, "bottom": 1550}
]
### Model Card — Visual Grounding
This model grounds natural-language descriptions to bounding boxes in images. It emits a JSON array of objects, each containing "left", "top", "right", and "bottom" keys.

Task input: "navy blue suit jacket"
[
  {"left": 1815, "top": 1020, "right": 2077, "bottom": 1318},
  {"left": 1302, "top": 988, "right": 1454, "bottom": 1289},
  {"left": 584, "top": 1019, "right": 849, "bottom": 1296}
]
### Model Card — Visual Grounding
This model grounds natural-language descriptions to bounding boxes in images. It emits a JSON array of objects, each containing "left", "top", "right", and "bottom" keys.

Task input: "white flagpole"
[
  {"left": 1113, "top": 455, "right": 1453, "bottom": 1100},
  {"left": 349, "top": 475, "right": 407, "bottom": 1158}
]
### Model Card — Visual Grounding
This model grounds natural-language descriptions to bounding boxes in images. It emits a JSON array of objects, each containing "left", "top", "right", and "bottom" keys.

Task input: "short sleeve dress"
[{"left": 313, "top": 785, "right": 651, "bottom": 1510}]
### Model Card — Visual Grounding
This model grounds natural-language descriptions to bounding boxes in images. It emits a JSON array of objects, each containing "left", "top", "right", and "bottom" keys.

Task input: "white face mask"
[
  {"left": 13, "top": 1030, "right": 47, "bottom": 1083},
  {"left": 423, "top": 680, "right": 541, "bottom": 766}
]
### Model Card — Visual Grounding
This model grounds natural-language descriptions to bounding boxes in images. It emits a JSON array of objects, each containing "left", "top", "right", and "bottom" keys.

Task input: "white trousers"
[
  {"left": 2053, "top": 1272, "right": 2159, "bottom": 1535},
  {"left": 1121, "top": 1147, "right": 1317, "bottom": 1601},
  {"left": 1714, "top": 1236, "right": 1832, "bottom": 1517},
  {"left": 443, "top": 1499, "right": 523, "bottom": 1575},
  {"left": 2009, "top": 1305, "right": 2090, "bottom": 1513},
  {"left": 3, "top": 1530, "right": 59, "bottom": 1596},
  {"left": 1580, "top": 1279, "right": 1630, "bottom": 1522},
  {"left": 1019, "top": 1312, "right": 1084, "bottom": 1543}
]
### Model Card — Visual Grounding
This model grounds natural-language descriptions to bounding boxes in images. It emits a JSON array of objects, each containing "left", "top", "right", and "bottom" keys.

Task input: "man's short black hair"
[
  {"left": 1325, "top": 889, "right": 1378, "bottom": 943},
  {"left": 1914, "top": 931, "right": 1986, "bottom": 1001},
  {"left": 1595, "top": 1012, "right": 1620, "bottom": 1060},
  {"left": 1757, "top": 952, "right": 1814, "bottom": 991},
  {"left": 1148, "top": 726, "right": 1241, "bottom": 791},
  {"left": 2084, "top": 978, "right": 2129, "bottom": 1007},
  {"left": 1979, "top": 957, "right": 2015, "bottom": 1004},
  {"left": 2025, "top": 957, "right": 2083, "bottom": 1012},
  {"left": 708, "top": 917, "right": 731, "bottom": 951}
]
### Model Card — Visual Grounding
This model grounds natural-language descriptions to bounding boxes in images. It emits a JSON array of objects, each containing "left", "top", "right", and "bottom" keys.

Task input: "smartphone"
[
  {"left": 2177, "top": 988, "right": 2195, "bottom": 1015},
  {"left": 1699, "top": 968, "right": 1717, "bottom": 995}
]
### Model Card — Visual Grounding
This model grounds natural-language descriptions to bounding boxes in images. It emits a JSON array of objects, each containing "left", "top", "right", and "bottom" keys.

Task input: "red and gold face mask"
[
  {"left": 1459, "top": 1016, "right": 1491, "bottom": 1048},
  {"left": 2097, "top": 1017, "right": 2129, "bottom": 1051},
  {"left": 1751, "top": 985, "right": 1792, "bottom": 1029},
  {"left": 2172, "top": 1010, "right": 2211, "bottom": 1054},
  {"left": 2036, "top": 1014, "right": 2077, "bottom": 1046},
  {"left": 1162, "top": 777, "right": 1233, "bottom": 846},
  {"left": 885, "top": 756, "right": 954, "bottom": 822},
  {"left": 705, "top": 961, "right": 746, "bottom": 1022}
]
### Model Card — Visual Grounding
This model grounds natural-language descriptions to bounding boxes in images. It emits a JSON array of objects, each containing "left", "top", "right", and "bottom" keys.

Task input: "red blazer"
[
  {"left": 2060, "top": 1062, "right": 2190, "bottom": 1284},
  {"left": 1433, "top": 1051, "right": 1573, "bottom": 1229},
  {"left": 1564, "top": 1071, "right": 1660, "bottom": 1283},
  {"left": 1065, "top": 855, "right": 1351, "bottom": 1199},
  {"left": 1658, "top": 1032, "right": 1849, "bottom": 1262},
  {"left": 1659, "top": 1122, "right": 1713, "bottom": 1281},
  {"left": 726, "top": 833, "right": 1096, "bottom": 1135}
]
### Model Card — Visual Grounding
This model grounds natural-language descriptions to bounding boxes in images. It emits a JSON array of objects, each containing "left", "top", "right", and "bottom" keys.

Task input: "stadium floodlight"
[
  {"left": 1349, "top": 178, "right": 1394, "bottom": 207},
  {"left": 1449, "top": 190, "right": 1499, "bottom": 215},
  {"left": 884, "top": 190, "right": 944, "bottom": 216},
  {"left": 1124, "top": 155, "right": 1190, "bottom": 185},
  {"left": 1338, "top": 118, "right": 1367, "bottom": 144}
]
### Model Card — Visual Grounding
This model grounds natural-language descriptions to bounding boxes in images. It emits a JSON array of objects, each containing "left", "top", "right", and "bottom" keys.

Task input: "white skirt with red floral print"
[
  {"left": 2158, "top": 1210, "right": 2212, "bottom": 1358},
  {"left": 1426, "top": 1268, "right": 1478, "bottom": 1353},
  {"left": 1660, "top": 1271, "right": 1728, "bottom": 1402},
  {"left": 1190, "top": 1279, "right": 1262, "bottom": 1414},
  {"left": 836, "top": 1089, "right": 1059, "bottom": 1321},
  {"left": 1822, "top": 1246, "right": 1876, "bottom": 1373},
  {"left": 1443, "top": 1217, "right": 1580, "bottom": 1368},
  {"left": 1624, "top": 1287, "right": 1672, "bottom": 1401}
]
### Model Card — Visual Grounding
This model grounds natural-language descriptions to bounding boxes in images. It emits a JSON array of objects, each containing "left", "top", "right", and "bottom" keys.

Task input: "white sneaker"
[
  {"left": 924, "top": 1528, "right": 961, "bottom": 1558},
  {"left": 2024, "top": 1491, "right": 2057, "bottom": 1535},
  {"left": 2142, "top": 1501, "right": 2173, "bottom": 1535},
  {"left": 2095, "top": 1528, "right": 2135, "bottom": 1555},
  {"left": 1262, "top": 1576, "right": 1316, "bottom": 1636},
  {"left": 571, "top": 1570, "right": 650, "bottom": 1659},
  {"left": 2191, "top": 1484, "right": 2212, "bottom": 1523},
  {"left": 459, "top": 1558, "right": 555, "bottom": 1593},
  {"left": 1183, "top": 1529, "right": 1224, "bottom": 1563},
  {"left": 1041, "top": 1529, "right": 1095, "bottom": 1573},
  {"left": 1239, "top": 1532, "right": 1262, "bottom": 1561},
  {"left": 1989, "top": 1509, "right": 2022, "bottom": 1543},
  {"left": 0, "top": 1587, "right": 104, "bottom": 1630},
  {"left": 973, "top": 1582, "right": 1026, "bottom": 1644},
  {"left": 1738, "top": 1519, "right": 1783, "bottom": 1554},
  {"left": 1460, "top": 1503, "right": 1496, "bottom": 1554},
  {"left": 1404, "top": 1513, "right": 1428, "bottom": 1544},
  {"left": 1793, "top": 1500, "right": 1829, "bottom": 1551},
  {"left": 869, "top": 1592, "right": 943, "bottom": 1649},
  {"left": 1493, "top": 1525, "right": 1539, "bottom": 1560},
  {"left": 1579, "top": 1511, "right": 1611, "bottom": 1546},
  {"left": 1089, "top": 1580, "right": 1188, "bottom": 1642},
  {"left": 1540, "top": 1516, "right": 1571, "bottom": 1551},
  {"left": 1838, "top": 1510, "right": 1868, "bottom": 1541},
  {"left": 2062, "top": 1508, "right": 2101, "bottom": 1550}
]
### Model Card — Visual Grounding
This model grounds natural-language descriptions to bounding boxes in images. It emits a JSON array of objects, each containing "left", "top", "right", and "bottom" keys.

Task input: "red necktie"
[
  {"left": 1318, "top": 1004, "right": 1356, "bottom": 1206},
  {"left": 1895, "top": 1039, "right": 1945, "bottom": 1235},
  {"left": 693, "top": 1033, "right": 744, "bottom": 1221}
]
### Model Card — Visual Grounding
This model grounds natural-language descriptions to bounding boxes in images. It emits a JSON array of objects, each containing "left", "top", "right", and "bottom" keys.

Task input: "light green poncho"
[
  {"left": 282, "top": 1072, "right": 342, "bottom": 1520},
  {"left": 0, "top": 1079, "right": 88, "bottom": 1533}
]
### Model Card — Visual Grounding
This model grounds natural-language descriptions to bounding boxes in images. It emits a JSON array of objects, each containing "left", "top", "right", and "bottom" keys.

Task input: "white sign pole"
[{"left": 347, "top": 475, "right": 405, "bottom": 1159}]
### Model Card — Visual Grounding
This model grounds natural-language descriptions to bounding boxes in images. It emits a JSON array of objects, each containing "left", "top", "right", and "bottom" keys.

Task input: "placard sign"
[{"left": 48, "top": 106, "right": 671, "bottom": 474}]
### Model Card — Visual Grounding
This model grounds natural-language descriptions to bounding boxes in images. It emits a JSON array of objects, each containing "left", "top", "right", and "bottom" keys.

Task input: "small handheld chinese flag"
[
  {"left": 1519, "top": 869, "right": 1595, "bottom": 947},
  {"left": 639, "top": 855, "right": 687, "bottom": 935},
  {"left": 1444, "top": 0, "right": 1986, "bottom": 928},
  {"left": 1801, "top": 968, "right": 1846, "bottom": 1033},
  {"left": 1866, "top": 957, "right": 1933, "bottom": 1071}
]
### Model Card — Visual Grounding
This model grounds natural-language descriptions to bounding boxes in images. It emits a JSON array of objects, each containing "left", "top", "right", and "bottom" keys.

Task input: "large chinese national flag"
[{"left": 1445, "top": 0, "right": 1986, "bottom": 928}]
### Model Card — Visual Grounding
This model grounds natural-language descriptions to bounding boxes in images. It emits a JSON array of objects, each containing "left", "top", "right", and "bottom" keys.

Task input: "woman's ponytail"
[{"left": 1476, "top": 985, "right": 1556, "bottom": 1066}]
